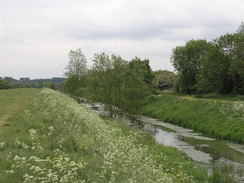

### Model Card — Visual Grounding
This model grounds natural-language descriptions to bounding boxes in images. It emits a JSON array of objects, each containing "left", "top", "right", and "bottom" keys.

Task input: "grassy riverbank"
[
  {"left": 143, "top": 92, "right": 244, "bottom": 143},
  {"left": 0, "top": 88, "right": 211, "bottom": 182}
]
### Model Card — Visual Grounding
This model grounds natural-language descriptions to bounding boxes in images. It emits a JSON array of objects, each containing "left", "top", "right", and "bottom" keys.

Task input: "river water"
[{"left": 82, "top": 102, "right": 244, "bottom": 182}]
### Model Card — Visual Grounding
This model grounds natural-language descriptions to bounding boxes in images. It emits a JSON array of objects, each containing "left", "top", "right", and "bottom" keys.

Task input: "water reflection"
[{"left": 141, "top": 123, "right": 213, "bottom": 163}]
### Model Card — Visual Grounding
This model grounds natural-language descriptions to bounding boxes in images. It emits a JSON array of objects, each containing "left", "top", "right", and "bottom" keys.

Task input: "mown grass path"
[{"left": 0, "top": 88, "right": 40, "bottom": 125}]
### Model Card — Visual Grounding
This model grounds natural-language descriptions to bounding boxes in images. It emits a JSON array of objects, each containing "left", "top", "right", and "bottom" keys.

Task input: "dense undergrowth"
[
  {"left": 0, "top": 89, "right": 210, "bottom": 183},
  {"left": 143, "top": 92, "right": 244, "bottom": 143}
]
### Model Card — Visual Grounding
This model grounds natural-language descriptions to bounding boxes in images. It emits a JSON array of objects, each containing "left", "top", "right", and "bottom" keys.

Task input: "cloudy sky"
[{"left": 0, "top": 0, "right": 243, "bottom": 79}]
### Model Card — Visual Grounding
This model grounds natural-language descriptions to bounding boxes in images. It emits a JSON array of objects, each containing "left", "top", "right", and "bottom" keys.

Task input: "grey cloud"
[{"left": 0, "top": 0, "right": 243, "bottom": 78}]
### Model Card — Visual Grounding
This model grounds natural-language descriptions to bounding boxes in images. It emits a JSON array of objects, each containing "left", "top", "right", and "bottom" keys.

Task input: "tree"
[
  {"left": 64, "top": 49, "right": 88, "bottom": 100},
  {"left": 196, "top": 45, "right": 230, "bottom": 94},
  {"left": 237, "top": 22, "right": 244, "bottom": 34},
  {"left": 65, "top": 49, "right": 87, "bottom": 78},
  {"left": 122, "top": 58, "right": 153, "bottom": 114},
  {"left": 64, "top": 51, "right": 154, "bottom": 116},
  {"left": 153, "top": 70, "right": 177, "bottom": 90},
  {"left": 214, "top": 33, "right": 244, "bottom": 94},
  {"left": 171, "top": 24, "right": 244, "bottom": 95},
  {"left": 85, "top": 54, "right": 154, "bottom": 116},
  {"left": 171, "top": 40, "right": 212, "bottom": 93},
  {"left": 0, "top": 78, "right": 12, "bottom": 90},
  {"left": 128, "top": 57, "right": 154, "bottom": 88},
  {"left": 87, "top": 53, "right": 127, "bottom": 115}
]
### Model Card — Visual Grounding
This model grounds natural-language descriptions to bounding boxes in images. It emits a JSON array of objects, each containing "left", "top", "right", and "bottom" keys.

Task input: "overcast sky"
[{"left": 0, "top": 0, "right": 243, "bottom": 79}]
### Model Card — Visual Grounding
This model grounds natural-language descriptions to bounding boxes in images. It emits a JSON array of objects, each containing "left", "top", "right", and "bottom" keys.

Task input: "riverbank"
[
  {"left": 0, "top": 88, "right": 210, "bottom": 182},
  {"left": 142, "top": 92, "right": 244, "bottom": 143}
]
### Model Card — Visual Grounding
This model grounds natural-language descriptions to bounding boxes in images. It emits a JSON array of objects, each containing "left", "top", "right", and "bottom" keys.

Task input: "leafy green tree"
[
  {"left": 64, "top": 51, "right": 154, "bottom": 116},
  {"left": 196, "top": 45, "right": 230, "bottom": 93},
  {"left": 121, "top": 58, "right": 153, "bottom": 114},
  {"left": 214, "top": 33, "right": 244, "bottom": 94},
  {"left": 171, "top": 23, "right": 244, "bottom": 95},
  {"left": 85, "top": 54, "right": 153, "bottom": 116},
  {"left": 128, "top": 57, "right": 154, "bottom": 87},
  {"left": 64, "top": 49, "right": 88, "bottom": 100},
  {"left": 65, "top": 49, "right": 88, "bottom": 78},
  {"left": 171, "top": 40, "right": 212, "bottom": 93},
  {"left": 88, "top": 53, "right": 127, "bottom": 115}
]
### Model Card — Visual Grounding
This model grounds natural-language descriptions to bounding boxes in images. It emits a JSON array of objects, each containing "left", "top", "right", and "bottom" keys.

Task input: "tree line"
[
  {"left": 0, "top": 78, "right": 13, "bottom": 89},
  {"left": 64, "top": 49, "right": 154, "bottom": 116},
  {"left": 171, "top": 23, "right": 244, "bottom": 94},
  {"left": 0, "top": 77, "right": 64, "bottom": 90}
]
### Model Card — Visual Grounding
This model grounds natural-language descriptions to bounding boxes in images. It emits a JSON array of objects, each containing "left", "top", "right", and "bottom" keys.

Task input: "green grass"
[
  {"left": 142, "top": 92, "right": 244, "bottom": 143},
  {"left": 1, "top": 88, "right": 239, "bottom": 182},
  {"left": 0, "top": 88, "right": 40, "bottom": 125},
  {"left": 0, "top": 88, "right": 40, "bottom": 182},
  {"left": 0, "top": 88, "right": 212, "bottom": 182}
]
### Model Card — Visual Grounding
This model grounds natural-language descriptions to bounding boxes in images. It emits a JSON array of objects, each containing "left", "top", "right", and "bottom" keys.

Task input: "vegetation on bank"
[
  {"left": 171, "top": 23, "right": 244, "bottom": 95},
  {"left": 0, "top": 88, "right": 211, "bottom": 182},
  {"left": 143, "top": 92, "right": 244, "bottom": 143},
  {"left": 62, "top": 45, "right": 244, "bottom": 145},
  {"left": 0, "top": 78, "right": 14, "bottom": 90},
  {"left": 64, "top": 50, "right": 154, "bottom": 116},
  {"left": 153, "top": 70, "right": 177, "bottom": 91}
]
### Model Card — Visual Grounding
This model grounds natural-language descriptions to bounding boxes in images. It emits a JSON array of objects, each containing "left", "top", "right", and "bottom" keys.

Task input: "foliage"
[
  {"left": 65, "top": 49, "right": 88, "bottom": 78},
  {"left": 121, "top": 57, "right": 154, "bottom": 114},
  {"left": 64, "top": 49, "right": 88, "bottom": 99},
  {"left": 64, "top": 52, "right": 154, "bottom": 116},
  {"left": 171, "top": 40, "right": 212, "bottom": 93},
  {"left": 171, "top": 23, "right": 244, "bottom": 95},
  {"left": 153, "top": 70, "right": 177, "bottom": 90},
  {"left": 214, "top": 33, "right": 244, "bottom": 94},
  {"left": 0, "top": 77, "right": 12, "bottom": 89},
  {"left": 211, "top": 163, "right": 237, "bottom": 183},
  {"left": 0, "top": 88, "right": 210, "bottom": 182},
  {"left": 237, "top": 22, "right": 244, "bottom": 34},
  {"left": 195, "top": 45, "right": 230, "bottom": 94},
  {"left": 86, "top": 53, "right": 128, "bottom": 114},
  {"left": 142, "top": 92, "right": 244, "bottom": 143},
  {"left": 0, "top": 77, "right": 64, "bottom": 90}
]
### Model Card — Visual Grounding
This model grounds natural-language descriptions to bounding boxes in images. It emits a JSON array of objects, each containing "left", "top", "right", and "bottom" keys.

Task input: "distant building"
[
  {"left": 20, "top": 77, "right": 30, "bottom": 83},
  {"left": 4, "top": 77, "right": 14, "bottom": 81}
]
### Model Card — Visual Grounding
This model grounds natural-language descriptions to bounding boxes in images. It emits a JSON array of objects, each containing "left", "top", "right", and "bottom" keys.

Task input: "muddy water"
[
  {"left": 135, "top": 116, "right": 244, "bottom": 164},
  {"left": 83, "top": 103, "right": 244, "bottom": 182}
]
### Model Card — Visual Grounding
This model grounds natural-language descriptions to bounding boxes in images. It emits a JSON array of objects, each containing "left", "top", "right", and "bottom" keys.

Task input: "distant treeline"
[
  {"left": 0, "top": 77, "right": 65, "bottom": 90},
  {"left": 171, "top": 23, "right": 244, "bottom": 94}
]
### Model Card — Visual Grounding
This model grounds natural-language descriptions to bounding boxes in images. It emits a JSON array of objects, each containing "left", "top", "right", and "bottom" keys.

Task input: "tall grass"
[
  {"left": 0, "top": 89, "right": 210, "bottom": 182},
  {"left": 143, "top": 93, "right": 244, "bottom": 143}
]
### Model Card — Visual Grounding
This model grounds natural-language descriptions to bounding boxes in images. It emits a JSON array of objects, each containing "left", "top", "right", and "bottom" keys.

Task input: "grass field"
[
  {"left": 1, "top": 88, "right": 240, "bottom": 182},
  {"left": 0, "top": 88, "right": 213, "bottom": 183},
  {"left": 143, "top": 91, "right": 244, "bottom": 143},
  {"left": 0, "top": 88, "right": 40, "bottom": 126},
  {"left": 0, "top": 88, "right": 40, "bottom": 182}
]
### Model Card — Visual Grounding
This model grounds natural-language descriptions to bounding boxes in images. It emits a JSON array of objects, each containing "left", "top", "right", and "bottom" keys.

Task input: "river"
[{"left": 82, "top": 102, "right": 244, "bottom": 182}]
